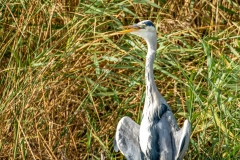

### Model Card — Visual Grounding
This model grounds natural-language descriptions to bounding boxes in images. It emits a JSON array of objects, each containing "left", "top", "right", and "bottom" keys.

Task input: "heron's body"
[{"left": 114, "top": 20, "right": 191, "bottom": 160}]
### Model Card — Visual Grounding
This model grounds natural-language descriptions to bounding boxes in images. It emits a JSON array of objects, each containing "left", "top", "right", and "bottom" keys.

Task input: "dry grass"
[{"left": 0, "top": 0, "right": 240, "bottom": 159}]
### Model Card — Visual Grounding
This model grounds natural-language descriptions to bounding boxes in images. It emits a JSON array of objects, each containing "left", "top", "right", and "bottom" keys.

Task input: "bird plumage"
[
  {"left": 114, "top": 116, "right": 143, "bottom": 160},
  {"left": 114, "top": 20, "right": 191, "bottom": 160}
]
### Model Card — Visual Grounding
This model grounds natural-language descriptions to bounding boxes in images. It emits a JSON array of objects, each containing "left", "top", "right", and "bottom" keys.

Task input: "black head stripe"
[{"left": 140, "top": 20, "right": 155, "bottom": 28}]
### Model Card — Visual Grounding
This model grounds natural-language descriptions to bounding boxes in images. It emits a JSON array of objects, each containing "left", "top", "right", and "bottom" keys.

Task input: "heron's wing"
[
  {"left": 155, "top": 111, "right": 175, "bottom": 160},
  {"left": 114, "top": 116, "right": 143, "bottom": 160},
  {"left": 154, "top": 111, "right": 190, "bottom": 160},
  {"left": 174, "top": 119, "right": 191, "bottom": 160}
]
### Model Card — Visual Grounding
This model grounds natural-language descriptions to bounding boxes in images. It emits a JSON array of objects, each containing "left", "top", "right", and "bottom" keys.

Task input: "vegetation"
[{"left": 0, "top": 0, "right": 239, "bottom": 159}]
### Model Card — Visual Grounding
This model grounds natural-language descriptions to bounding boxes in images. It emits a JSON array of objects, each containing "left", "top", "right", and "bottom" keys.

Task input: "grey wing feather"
[
  {"left": 155, "top": 111, "right": 176, "bottom": 160},
  {"left": 155, "top": 111, "right": 191, "bottom": 160},
  {"left": 114, "top": 116, "right": 142, "bottom": 160},
  {"left": 174, "top": 119, "right": 191, "bottom": 160}
]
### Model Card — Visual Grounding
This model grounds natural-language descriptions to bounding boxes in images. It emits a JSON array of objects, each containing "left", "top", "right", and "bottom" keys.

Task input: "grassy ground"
[{"left": 0, "top": 0, "right": 240, "bottom": 159}]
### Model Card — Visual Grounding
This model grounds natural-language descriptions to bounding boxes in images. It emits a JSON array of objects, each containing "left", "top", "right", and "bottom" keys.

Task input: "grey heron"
[{"left": 114, "top": 20, "right": 191, "bottom": 160}]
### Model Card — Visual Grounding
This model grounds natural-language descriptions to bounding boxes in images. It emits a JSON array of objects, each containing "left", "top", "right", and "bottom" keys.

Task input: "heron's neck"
[{"left": 145, "top": 38, "right": 157, "bottom": 95}]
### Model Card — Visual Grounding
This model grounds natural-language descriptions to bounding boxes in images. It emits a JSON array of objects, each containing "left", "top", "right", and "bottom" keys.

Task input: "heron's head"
[{"left": 119, "top": 20, "right": 157, "bottom": 42}]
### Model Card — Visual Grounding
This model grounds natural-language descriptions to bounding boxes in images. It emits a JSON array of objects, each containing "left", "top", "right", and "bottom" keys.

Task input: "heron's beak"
[{"left": 117, "top": 25, "right": 140, "bottom": 34}]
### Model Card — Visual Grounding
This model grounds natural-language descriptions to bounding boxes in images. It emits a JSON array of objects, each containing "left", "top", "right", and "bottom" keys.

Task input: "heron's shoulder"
[{"left": 152, "top": 103, "right": 170, "bottom": 122}]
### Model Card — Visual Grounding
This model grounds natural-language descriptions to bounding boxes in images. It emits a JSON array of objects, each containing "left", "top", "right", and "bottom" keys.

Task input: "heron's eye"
[{"left": 139, "top": 24, "right": 146, "bottom": 29}]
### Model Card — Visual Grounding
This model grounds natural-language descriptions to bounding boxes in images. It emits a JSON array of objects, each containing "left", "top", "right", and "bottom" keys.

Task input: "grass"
[{"left": 0, "top": 0, "right": 240, "bottom": 159}]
